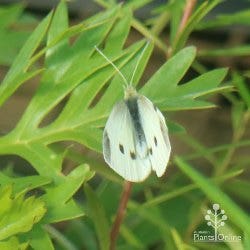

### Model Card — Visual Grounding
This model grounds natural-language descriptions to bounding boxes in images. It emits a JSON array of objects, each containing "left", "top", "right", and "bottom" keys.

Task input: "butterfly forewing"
[{"left": 103, "top": 100, "right": 151, "bottom": 182}]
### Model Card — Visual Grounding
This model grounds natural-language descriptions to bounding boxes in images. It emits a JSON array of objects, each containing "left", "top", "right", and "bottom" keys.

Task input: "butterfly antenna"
[
  {"left": 95, "top": 46, "right": 129, "bottom": 87},
  {"left": 130, "top": 41, "right": 150, "bottom": 85}
]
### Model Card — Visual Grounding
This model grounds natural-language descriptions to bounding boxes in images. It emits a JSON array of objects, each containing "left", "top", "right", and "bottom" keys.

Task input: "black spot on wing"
[
  {"left": 119, "top": 144, "right": 124, "bottom": 154},
  {"left": 130, "top": 151, "right": 136, "bottom": 160},
  {"left": 148, "top": 147, "right": 153, "bottom": 155},
  {"left": 103, "top": 130, "right": 111, "bottom": 163},
  {"left": 154, "top": 136, "right": 158, "bottom": 146}
]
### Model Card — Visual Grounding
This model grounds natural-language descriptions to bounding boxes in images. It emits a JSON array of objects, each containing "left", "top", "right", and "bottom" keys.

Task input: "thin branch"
[
  {"left": 110, "top": 181, "right": 133, "bottom": 250},
  {"left": 177, "top": 0, "right": 197, "bottom": 36},
  {"left": 168, "top": 0, "right": 197, "bottom": 57}
]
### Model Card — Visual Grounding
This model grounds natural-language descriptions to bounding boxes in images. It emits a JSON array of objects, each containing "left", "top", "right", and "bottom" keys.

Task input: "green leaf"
[
  {"left": 21, "top": 225, "right": 54, "bottom": 250},
  {"left": 233, "top": 73, "right": 250, "bottom": 108},
  {"left": 159, "top": 98, "right": 215, "bottom": 110},
  {"left": 171, "top": 0, "right": 221, "bottom": 54},
  {"left": 46, "top": 0, "right": 69, "bottom": 66},
  {"left": 0, "top": 11, "right": 52, "bottom": 107},
  {"left": 218, "top": 222, "right": 244, "bottom": 250},
  {"left": 199, "top": 45, "right": 250, "bottom": 57},
  {"left": 171, "top": 68, "right": 228, "bottom": 98},
  {"left": 85, "top": 184, "right": 110, "bottom": 250},
  {"left": 175, "top": 157, "right": 250, "bottom": 235},
  {"left": 0, "top": 4, "right": 36, "bottom": 66},
  {"left": 0, "top": 30, "right": 30, "bottom": 66},
  {"left": 47, "top": 1, "right": 68, "bottom": 43},
  {"left": 104, "top": 9, "right": 131, "bottom": 54},
  {"left": 0, "top": 6, "right": 137, "bottom": 188},
  {"left": 167, "top": 120, "right": 186, "bottom": 134},
  {"left": 90, "top": 40, "right": 152, "bottom": 119},
  {"left": 16, "top": 13, "right": 118, "bottom": 132},
  {"left": 0, "top": 236, "right": 28, "bottom": 250},
  {"left": 120, "top": 225, "right": 144, "bottom": 249},
  {"left": 197, "top": 9, "right": 250, "bottom": 30},
  {"left": 142, "top": 48, "right": 228, "bottom": 110},
  {"left": 125, "top": 0, "right": 152, "bottom": 10},
  {"left": 141, "top": 169, "right": 242, "bottom": 208},
  {"left": 0, "top": 3, "right": 23, "bottom": 28},
  {"left": 141, "top": 46, "right": 196, "bottom": 100},
  {"left": 44, "top": 225, "right": 78, "bottom": 250},
  {"left": 0, "top": 185, "right": 46, "bottom": 240},
  {"left": 225, "top": 179, "right": 250, "bottom": 204},
  {"left": 52, "top": 144, "right": 122, "bottom": 183},
  {"left": 0, "top": 172, "right": 51, "bottom": 195},
  {"left": 244, "top": 232, "right": 250, "bottom": 250},
  {"left": 232, "top": 102, "right": 245, "bottom": 131},
  {"left": 128, "top": 201, "right": 170, "bottom": 233},
  {"left": 170, "top": 228, "right": 187, "bottom": 250},
  {"left": 42, "top": 164, "right": 92, "bottom": 223},
  {"left": 169, "top": 0, "right": 185, "bottom": 45}
]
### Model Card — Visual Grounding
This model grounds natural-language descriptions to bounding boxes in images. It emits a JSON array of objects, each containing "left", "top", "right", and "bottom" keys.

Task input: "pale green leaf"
[
  {"left": 0, "top": 236, "right": 28, "bottom": 250},
  {"left": 0, "top": 172, "right": 51, "bottom": 195},
  {"left": 0, "top": 186, "right": 46, "bottom": 240}
]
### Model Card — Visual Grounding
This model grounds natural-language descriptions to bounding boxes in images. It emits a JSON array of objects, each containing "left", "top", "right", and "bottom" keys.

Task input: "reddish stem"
[
  {"left": 168, "top": 0, "right": 197, "bottom": 58},
  {"left": 110, "top": 181, "right": 133, "bottom": 250},
  {"left": 178, "top": 0, "right": 197, "bottom": 35}
]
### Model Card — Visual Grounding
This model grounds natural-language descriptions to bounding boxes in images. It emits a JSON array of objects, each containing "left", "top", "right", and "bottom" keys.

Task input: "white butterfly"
[{"left": 95, "top": 42, "right": 171, "bottom": 182}]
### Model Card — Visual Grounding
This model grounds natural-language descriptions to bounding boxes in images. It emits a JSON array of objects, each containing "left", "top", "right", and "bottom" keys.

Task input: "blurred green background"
[{"left": 0, "top": 1, "right": 249, "bottom": 250}]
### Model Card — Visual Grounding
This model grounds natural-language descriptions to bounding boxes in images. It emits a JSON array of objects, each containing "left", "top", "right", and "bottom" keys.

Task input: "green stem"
[
  {"left": 45, "top": 225, "right": 77, "bottom": 250},
  {"left": 215, "top": 110, "right": 250, "bottom": 176}
]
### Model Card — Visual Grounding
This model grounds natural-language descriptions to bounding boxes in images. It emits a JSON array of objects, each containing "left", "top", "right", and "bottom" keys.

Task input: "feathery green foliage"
[{"left": 0, "top": 1, "right": 249, "bottom": 249}]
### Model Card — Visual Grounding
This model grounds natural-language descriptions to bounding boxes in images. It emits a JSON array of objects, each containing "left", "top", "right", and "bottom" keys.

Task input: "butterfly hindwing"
[
  {"left": 97, "top": 44, "right": 171, "bottom": 182},
  {"left": 103, "top": 100, "right": 151, "bottom": 182},
  {"left": 137, "top": 95, "right": 171, "bottom": 177}
]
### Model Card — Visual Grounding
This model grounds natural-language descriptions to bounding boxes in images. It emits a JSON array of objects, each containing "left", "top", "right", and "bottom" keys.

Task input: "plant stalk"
[{"left": 110, "top": 181, "right": 133, "bottom": 250}]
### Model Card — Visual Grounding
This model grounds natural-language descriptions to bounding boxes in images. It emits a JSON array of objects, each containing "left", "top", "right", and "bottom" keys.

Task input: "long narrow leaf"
[
  {"left": 85, "top": 184, "right": 110, "bottom": 250},
  {"left": 175, "top": 157, "right": 250, "bottom": 235}
]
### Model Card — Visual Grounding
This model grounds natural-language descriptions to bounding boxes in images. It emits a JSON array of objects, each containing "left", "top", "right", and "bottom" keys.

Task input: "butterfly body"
[{"left": 103, "top": 86, "right": 171, "bottom": 182}]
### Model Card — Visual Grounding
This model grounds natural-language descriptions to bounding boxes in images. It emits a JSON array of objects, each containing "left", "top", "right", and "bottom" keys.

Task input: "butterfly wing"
[
  {"left": 137, "top": 95, "right": 171, "bottom": 177},
  {"left": 103, "top": 101, "right": 151, "bottom": 182}
]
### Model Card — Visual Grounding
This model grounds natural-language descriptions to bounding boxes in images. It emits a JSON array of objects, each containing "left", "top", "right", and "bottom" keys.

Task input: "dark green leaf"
[
  {"left": 85, "top": 184, "right": 110, "bottom": 250},
  {"left": 233, "top": 73, "right": 250, "bottom": 108},
  {"left": 197, "top": 9, "right": 250, "bottom": 30},
  {"left": 199, "top": 45, "right": 250, "bottom": 57}
]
